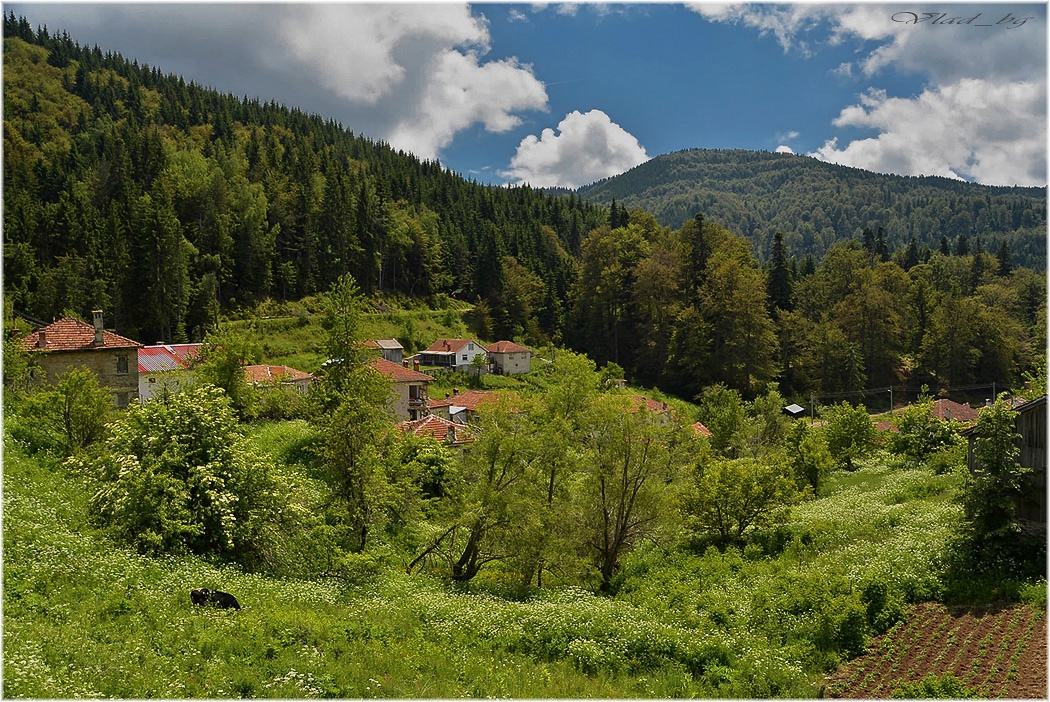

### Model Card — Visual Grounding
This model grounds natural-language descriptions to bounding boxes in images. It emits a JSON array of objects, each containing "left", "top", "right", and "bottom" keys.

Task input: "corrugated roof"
[
  {"left": 365, "top": 338, "right": 404, "bottom": 350},
  {"left": 22, "top": 317, "right": 141, "bottom": 352},
  {"left": 138, "top": 344, "right": 203, "bottom": 373}
]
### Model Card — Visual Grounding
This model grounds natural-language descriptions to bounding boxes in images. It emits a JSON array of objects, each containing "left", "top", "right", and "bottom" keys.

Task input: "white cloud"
[
  {"left": 810, "top": 80, "right": 1047, "bottom": 186},
  {"left": 387, "top": 50, "right": 548, "bottom": 159},
  {"left": 275, "top": 4, "right": 489, "bottom": 104},
  {"left": 691, "top": 3, "right": 1047, "bottom": 186},
  {"left": 13, "top": 3, "right": 549, "bottom": 163},
  {"left": 509, "top": 9, "right": 528, "bottom": 23},
  {"left": 501, "top": 110, "right": 649, "bottom": 188},
  {"left": 273, "top": 4, "right": 549, "bottom": 160},
  {"left": 775, "top": 145, "right": 795, "bottom": 154}
]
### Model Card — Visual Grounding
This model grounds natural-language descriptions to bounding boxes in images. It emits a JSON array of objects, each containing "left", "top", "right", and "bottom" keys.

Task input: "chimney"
[
  {"left": 453, "top": 388, "right": 459, "bottom": 396},
  {"left": 413, "top": 360, "right": 421, "bottom": 371},
  {"left": 403, "top": 360, "right": 409, "bottom": 368},
  {"left": 92, "top": 310, "right": 104, "bottom": 345},
  {"left": 37, "top": 330, "right": 47, "bottom": 349}
]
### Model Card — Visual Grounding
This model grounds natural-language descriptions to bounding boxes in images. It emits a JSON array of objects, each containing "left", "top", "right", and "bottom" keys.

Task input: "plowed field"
[{"left": 824, "top": 602, "right": 1047, "bottom": 698}]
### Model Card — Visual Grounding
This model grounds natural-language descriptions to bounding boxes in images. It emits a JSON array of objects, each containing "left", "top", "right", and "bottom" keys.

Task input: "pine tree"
[
  {"left": 996, "top": 240, "right": 1012, "bottom": 277},
  {"left": 766, "top": 231, "right": 792, "bottom": 317}
]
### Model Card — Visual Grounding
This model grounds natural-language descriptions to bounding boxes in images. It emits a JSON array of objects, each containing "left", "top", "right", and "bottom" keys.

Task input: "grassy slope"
[{"left": 6, "top": 409, "right": 1001, "bottom": 699}]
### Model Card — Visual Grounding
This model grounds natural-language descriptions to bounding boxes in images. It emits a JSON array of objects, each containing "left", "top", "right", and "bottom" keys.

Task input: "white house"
[
  {"left": 137, "top": 343, "right": 203, "bottom": 403},
  {"left": 416, "top": 338, "right": 487, "bottom": 373}
]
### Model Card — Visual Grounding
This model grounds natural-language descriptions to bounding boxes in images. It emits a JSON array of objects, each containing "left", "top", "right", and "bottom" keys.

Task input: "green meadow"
[{"left": 8, "top": 421, "right": 1017, "bottom": 699}]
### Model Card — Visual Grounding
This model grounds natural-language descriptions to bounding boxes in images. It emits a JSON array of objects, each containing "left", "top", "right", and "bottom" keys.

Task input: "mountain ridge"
[{"left": 575, "top": 148, "right": 1047, "bottom": 267}]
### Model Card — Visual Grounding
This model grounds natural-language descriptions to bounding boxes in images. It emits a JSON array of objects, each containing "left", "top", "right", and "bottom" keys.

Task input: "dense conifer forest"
[
  {"left": 3, "top": 14, "right": 1046, "bottom": 402},
  {"left": 2, "top": 15, "right": 604, "bottom": 346}
]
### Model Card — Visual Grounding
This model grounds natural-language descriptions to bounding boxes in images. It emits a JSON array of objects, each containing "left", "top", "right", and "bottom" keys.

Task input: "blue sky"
[{"left": 9, "top": 3, "right": 1047, "bottom": 188}]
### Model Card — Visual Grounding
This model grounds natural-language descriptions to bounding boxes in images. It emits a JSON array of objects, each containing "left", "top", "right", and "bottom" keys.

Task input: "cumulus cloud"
[
  {"left": 387, "top": 50, "right": 547, "bottom": 159},
  {"left": 8, "top": 3, "right": 547, "bottom": 162},
  {"left": 690, "top": 2, "right": 1047, "bottom": 185},
  {"left": 810, "top": 80, "right": 1047, "bottom": 186},
  {"left": 501, "top": 110, "right": 650, "bottom": 188},
  {"left": 775, "top": 145, "right": 795, "bottom": 154}
]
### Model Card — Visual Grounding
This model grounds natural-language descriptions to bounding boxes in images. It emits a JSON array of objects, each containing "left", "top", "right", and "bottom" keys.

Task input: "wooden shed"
[{"left": 964, "top": 395, "right": 1046, "bottom": 534}]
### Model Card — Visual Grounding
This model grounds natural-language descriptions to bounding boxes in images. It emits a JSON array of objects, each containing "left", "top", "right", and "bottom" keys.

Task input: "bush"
[
  {"left": 822, "top": 401, "right": 876, "bottom": 470},
  {"left": 888, "top": 396, "right": 961, "bottom": 466},
  {"left": 11, "top": 366, "right": 113, "bottom": 455},
  {"left": 76, "top": 385, "right": 277, "bottom": 562}
]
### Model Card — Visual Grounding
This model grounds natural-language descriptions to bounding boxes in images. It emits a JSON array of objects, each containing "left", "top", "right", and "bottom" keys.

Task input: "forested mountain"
[
  {"left": 576, "top": 149, "right": 1047, "bottom": 270},
  {"left": 3, "top": 15, "right": 1045, "bottom": 404},
  {"left": 2, "top": 16, "right": 605, "bottom": 345}
]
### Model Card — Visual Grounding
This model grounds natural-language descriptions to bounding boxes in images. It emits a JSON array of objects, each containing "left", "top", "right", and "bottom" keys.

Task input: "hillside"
[
  {"left": 576, "top": 149, "right": 1047, "bottom": 269},
  {"left": 9, "top": 402, "right": 1044, "bottom": 698},
  {"left": 1, "top": 16, "right": 605, "bottom": 347}
]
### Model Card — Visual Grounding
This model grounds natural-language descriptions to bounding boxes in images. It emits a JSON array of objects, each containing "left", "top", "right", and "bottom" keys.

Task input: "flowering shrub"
[{"left": 74, "top": 385, "right": 276, "bottom": 561}]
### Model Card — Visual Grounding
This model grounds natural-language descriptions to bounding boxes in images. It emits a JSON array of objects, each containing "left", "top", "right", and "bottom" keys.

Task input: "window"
[{"left": 116, "top": 355, "right": 129, "bottom": 375}]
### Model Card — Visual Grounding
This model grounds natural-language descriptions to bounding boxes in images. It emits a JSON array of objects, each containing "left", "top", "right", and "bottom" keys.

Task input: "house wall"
[
  {"left": 139, "top": 370, "right": 196, "bottom": 403},
  {"left": 35, "top": 350, "right": 140, "bottom": 407},
  {"left": 491, "top": 351, "right": 531, "bottom": 375},
  {"left": 391, "top": 381, "right": 429, "bottom": 420}
]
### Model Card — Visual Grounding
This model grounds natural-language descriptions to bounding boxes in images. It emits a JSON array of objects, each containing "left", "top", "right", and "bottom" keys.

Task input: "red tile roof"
[
  {"left": 486, "top": 340, "right": 531, "bottom": 354},
  {"left": 243, "top": 365, "right": 313, "bottom": 384},
  {"left": 932, "top": 398, "right": 979, "bottom": 423},
  {"left": 138, "top": 344, "right": 203, "bottom": 373},
  {"left": 428, "top": 389, "right": 505, "bottom": 412},
  {"left": 423, "top": 338, "right": 475, "bottom": 354},
  {"left": 21, "top": 317, "right": 141, "bottom": 352},
  {"left": 399, "top": 415, "right": 475, "bottom": 444},
  {"left": 372, "top": 357, "right": 434, "bottom": 383},
  {"left": 693, "top": 421, "right": 713, "bottom": 437},
  {"left": 631, "top": 395, "right": 671, "bottom": 414}
]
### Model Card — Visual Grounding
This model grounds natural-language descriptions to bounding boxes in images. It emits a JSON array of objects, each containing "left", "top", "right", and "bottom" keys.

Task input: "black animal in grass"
[{"left": 190, "top": 588, "right": 241, "bottom": 610}]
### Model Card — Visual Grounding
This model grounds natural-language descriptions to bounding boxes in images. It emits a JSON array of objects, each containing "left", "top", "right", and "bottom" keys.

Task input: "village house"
[
  {"left": 372, "top": 357, "right": 434, "bottom": 420},
  {"left": 428, "top": 388, "right": 515, "bottom": 424},
  {"left": 415, "top": 338, "right": 487, "bottom": 373},
  {"left": 138, "top": 343, "right": 203, "bottom": 403},
  {"left": 631, "top": 395, "right": 675, "bottom": 426},
  {"left": 365, "top": 338, "right": 404, "bottom": 364},
  {"left": 486, "top": 340, "right": 532, "bottom": 375},
  {"left": 398, "top": 414, "right": 476, "bottom": 446},
  {"left": 243, "top": 364, "right": 315, "bottom": 394},
  {"left": 21, "top": 312, "right": 142, "bottom": 407}
]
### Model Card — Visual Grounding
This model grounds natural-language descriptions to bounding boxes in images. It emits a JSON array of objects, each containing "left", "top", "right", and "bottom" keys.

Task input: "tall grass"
[{"left": 5, "top": 425, "right": 1025, "bottom": 698}]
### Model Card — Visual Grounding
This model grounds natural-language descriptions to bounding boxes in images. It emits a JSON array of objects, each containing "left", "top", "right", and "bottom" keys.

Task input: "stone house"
[{"left": 21, "top": 312, "right": 143, "bottom": 407}]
